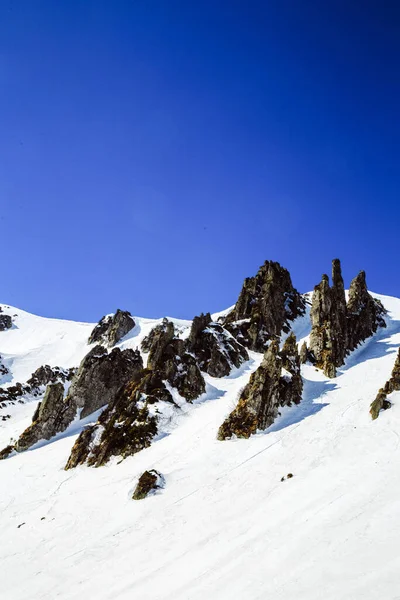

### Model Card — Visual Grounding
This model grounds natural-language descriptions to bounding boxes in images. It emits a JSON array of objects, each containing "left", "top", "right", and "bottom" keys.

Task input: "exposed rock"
[
  {"left": 0, "top": 445, "right": 15, "bottom": 460},
  {"left": 309, "top": 260, "right": 386, "bottom": 378},
  {"left": 308, "top": 262, "right": 347, "bottom": 378},
  {"left": 187, "top": 313, "right": 249, "bottom": 377},
  {"left": 160, "top": 341, "right": 206, "bottom": 400},
  {"left": 66, "top": 345, "right": 142, "bottom": 418},
  {"left": 65, "top": 369, "right": 170, "bottom": 469},
  {"left": 299, "top": 341, "right": 309, "bottom": 365},
  {"left": 347, "top": 271, "right": 387, "bottom": 353},
  {"left": 218, "top": 334, "right": 302, "bottom": 440},
  {"left": 0, "top": 364, "right": 75, "bottom": 410},
  {"left": 370, "top": 349, "right": 400, "bottom": 419},
  {"left": 8, "top": 346, "right": 144, "bottom": 455},
  {"left": 143, "top": 319, "right": 206, "bottom": 400},
  {"left": 279, "top": 333, "right": 303, "bottom": 408},
  {"left": 143, "top": 319, "right": 175, "bottom": 369},
  {"left": 132, "top": 470, "right": 165, "bottom": 500},
  {"left": 223, "top": 261, "right": 305, "bottom": 351},
  {"left": 27, "top": 365, "right": 75, "bottom": 388},
  {"left": 88, "top": 309, "right": 135, "bottom": 347},
  {"left": 15, "top": 383, "right": 68, "bottom": 452},
  {"left": 0, "top": 314, "right": 12, "bottom": 331},
  {"left": 0, "top": 355, "right": 9, "bottom": 377}
]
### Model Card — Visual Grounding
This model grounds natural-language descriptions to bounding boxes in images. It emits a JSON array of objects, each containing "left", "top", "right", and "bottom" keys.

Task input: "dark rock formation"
[
  {"left": 66, "top": 345, "right": 143, "bottom": 419},
  {"left": 0, "top": 314, "right": 12, "bottom": 331},
  {"left": 132, "top": 470, "right": 165, "bottom": 500},
  {"left": 0, "top": 356, "right": 9, "bottom": 377},
  {"left": 187, "top": 313, "right": 249, "bottom": 377},
  {"left": 218, "top": 334, "right": 302, "bottom": 440},
  {"left": 347, "top": 271, "right": 387, "bottom": 353},
  {"left": 0, "top": 445, "right": 15, "bottom": 460},
  {"left": 142, "top": 319, "right": 206, "bottom": 400},
  {"left": 223, "top": 261, "right": 305, "bottom": 351},
  {"left": 15, "top": 383, "right": 68, "bottom": 452},
  {"left": 27, "top": 365, "right": 75, "bottom": 388},
  {"left": 88, "top": 309, "right": 135, "bottom": 347},
  {"left": 65, "top": 369, "right": 170, "bottom": 469},
  {"left": 6, "top": 346, "right": 144, "bottom": 455},
  {"left": 370, "top": 349, "right": 400, "bottom": 419},
  {"left": 309, "top": 260, "right": 386, "bottom": 377},
  {"left": 0, "top": 365, "right": 75, "bottom": 409},
  {"left": 143, "top": 319, "right": 175, "bottom": 370},
  {"left": 299, "top": 341, "right": 309, "bottom": 365},
  {"left": 308, "top": 262, "right": 347, "bottom": 378}
]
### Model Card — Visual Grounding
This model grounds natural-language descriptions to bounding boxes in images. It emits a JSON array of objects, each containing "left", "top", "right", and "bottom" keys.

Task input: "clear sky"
[{"left": 1, "top": 1, "right": 399, "bottom": 321}]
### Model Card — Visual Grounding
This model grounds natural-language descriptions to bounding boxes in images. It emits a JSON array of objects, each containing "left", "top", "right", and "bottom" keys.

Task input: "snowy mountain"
[{"left": 1, "top": 259, "right": 399, "bottom": 600}]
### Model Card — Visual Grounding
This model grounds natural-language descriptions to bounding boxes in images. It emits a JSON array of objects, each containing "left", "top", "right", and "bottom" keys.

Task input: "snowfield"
[{"left": 1, "top": 294, "right": 400, "bottom": 600}]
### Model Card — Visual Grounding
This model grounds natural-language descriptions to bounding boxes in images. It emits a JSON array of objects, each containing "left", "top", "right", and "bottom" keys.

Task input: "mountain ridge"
[{"left": 1, "top": 260, "right": 399, "bottom": 599}]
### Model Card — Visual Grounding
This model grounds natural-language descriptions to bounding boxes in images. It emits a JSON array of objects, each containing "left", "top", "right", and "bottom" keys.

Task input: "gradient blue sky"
[{"left": 1, "top": 1, "right": 399, "bottom": 321}]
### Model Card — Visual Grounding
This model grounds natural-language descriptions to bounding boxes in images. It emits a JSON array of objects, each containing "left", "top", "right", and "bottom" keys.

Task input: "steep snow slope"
[{"left": 1, "top": 294, "right": 400, "bottom": 600}]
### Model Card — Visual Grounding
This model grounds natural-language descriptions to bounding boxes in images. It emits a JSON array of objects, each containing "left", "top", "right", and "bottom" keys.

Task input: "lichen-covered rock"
[
  {"left": 187, "top": 313, "right": 249, "bottom": 377},
  {"left": 223, "top": 261, "right": 305, "bottom": 351},
  {"left": 0, "top": 314, "right": 12, "bottom": 331},
  {"left": 370, "top": 349, "right": 400, "bottom": 419},
  {"left": 8, "top": 346, "right": 144, "bottom": 455},
  {"left": 309, "top": 260, "right": 386, "bottom": 378},
  {"left": 65, "top": 369, "right": 170, "bottom": 468},
  {"left": 132, "top": 470, "right": 165, "bottom": 500},
  {"left": 218, "top": 335, "right": 302, "bottom": 440},
  {"left": 88, "top": 309, "right": 135, "bottom": 347},
  {"left": 347, "top": 271, "right": 387, "bottom": 353}
]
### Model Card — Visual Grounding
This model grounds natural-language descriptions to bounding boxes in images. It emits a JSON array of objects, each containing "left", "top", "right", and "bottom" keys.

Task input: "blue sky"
[{"left": 1, "top": 1, "right": 399, "bottom": 321}]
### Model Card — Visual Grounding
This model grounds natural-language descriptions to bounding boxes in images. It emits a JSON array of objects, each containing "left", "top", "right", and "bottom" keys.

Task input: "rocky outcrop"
[
  {"left": 0, "top": 356, "right": 9, "bottom": 377},
  {"left": 223, "top": 261, "right": 305, "bottom": 351},
  {"left": 65, "top": 369, "right": 171, "bottom": 469},
  {"left": 299, "top": 341, "right": 309, "bottom": 365},
  {"left": 4, "top": 346, "right": 144, "bottom": 456},
  {"left": 142, "top": 319, "right": 206, "bottom": 400},
  {"left": 66, "top": 346, "right": 143, "bottom": 419},
  {"left": 309, "top": 260, "right": 386, "bottom": 377},
  {"left": 218, "top": 334, "right": 302, "bottom": 440},
  {"left": 132, "top": 470, "right": 165, "bottom": 500},
  {"left": 88, "top": 309, "right": 135, "bottom": 347},
  {"left": 0, "top": 314, "right": 12, "bottom": 331},
  {"left": 143, "top": 319, "right": 175, "bottom": 369},
  {"left": 0, "top": 365, "right": 75, "bottom": 409},
  {"left": 27, "top": 365, "right": 75, "bottom": 388},
  {"left": 187, "top": 313, "right": 249, "bottom": 377},
  {"left": 15, "top": 383, "right": 68, "bottom": 451},
  {"left": 347, "top": 271, "right": 387, "bottom": 353},
  {"left": 370, "top": 349, "right": 400, "bottom": 419}
]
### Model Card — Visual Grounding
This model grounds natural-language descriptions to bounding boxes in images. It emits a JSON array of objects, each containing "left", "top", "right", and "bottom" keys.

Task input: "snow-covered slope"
[{"left": 1, "top": 294, "right": 400, "bottom": 600}]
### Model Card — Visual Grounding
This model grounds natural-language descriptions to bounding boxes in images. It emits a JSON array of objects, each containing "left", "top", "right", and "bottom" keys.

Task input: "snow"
[{"left": 1, "top": 295, "right": 400, "bottom": 599}]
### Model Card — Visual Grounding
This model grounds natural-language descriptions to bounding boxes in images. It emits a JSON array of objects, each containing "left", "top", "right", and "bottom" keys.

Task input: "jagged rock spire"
[
  {"left": 347, "top": 271, "right": 386, "bottom": 352},
  {"left": 309, "top": 260, "right": 386, "bottom": 378},
  {"left": 223, "top": 260, "right": 305, "bottom": 351}
]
